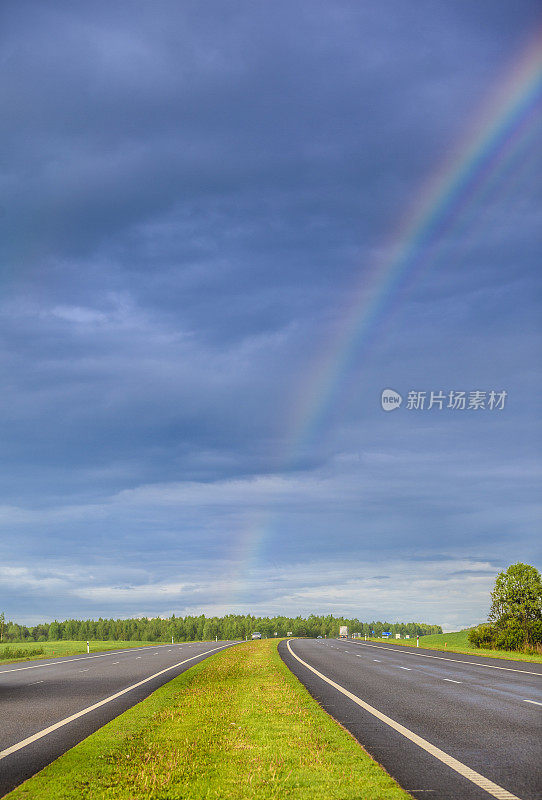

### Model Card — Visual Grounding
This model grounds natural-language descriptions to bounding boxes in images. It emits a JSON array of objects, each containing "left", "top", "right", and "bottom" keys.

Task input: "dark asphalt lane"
[
  {"left": 280, "top": 639, "right": 542, "bottom": 800},
  {"left": 0, "top": 641, "right": 238, "bottom": 797}
]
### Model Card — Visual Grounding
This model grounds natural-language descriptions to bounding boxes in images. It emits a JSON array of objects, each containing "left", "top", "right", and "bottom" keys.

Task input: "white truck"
[{"left": 339, "top": 625, "right": 349, "bottom": 639}]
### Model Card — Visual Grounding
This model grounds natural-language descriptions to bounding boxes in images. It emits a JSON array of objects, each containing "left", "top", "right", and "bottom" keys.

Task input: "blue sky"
[{"left": 1, "top": 1, "right": 541, "bottom": 630}]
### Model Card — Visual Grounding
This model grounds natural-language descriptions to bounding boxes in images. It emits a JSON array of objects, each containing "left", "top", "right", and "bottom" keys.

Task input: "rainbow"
[
  {"left": 226, "top": 28, "right": 542, "bottom": 606},
  {"left": 286, "top": 27, "right": 542, "bottom": 459}
]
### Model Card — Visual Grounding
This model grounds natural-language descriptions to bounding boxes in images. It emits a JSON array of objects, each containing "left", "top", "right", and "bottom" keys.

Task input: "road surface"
[
  {"left": 280, "top": 638, "right": 541, "bottom": 800},
  {"left": 0, "top": 641, "right": 238, "bottom": 797}
]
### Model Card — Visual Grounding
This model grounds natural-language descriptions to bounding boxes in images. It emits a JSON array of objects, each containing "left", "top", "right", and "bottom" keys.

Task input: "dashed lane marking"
[
  {"left": 0, "top": 644, "right": 189, "bottom": 676},
  {"left": 523, "top": 699, "right": 542, "bottom": 706},
  {"left": 350, "top": 642, "right": 541, "bottom": 676},
  {"left": 0, "top": 644, "right": 235, "bottom": 762},
  {"left": 443, "top": 679, "right": 462, "bottom": 684},
  {"left": 287, "top": 640, "right": 521, "bottom": 800}
]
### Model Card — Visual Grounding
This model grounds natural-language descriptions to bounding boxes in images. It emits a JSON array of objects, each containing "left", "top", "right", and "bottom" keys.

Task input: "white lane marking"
[
  {"left": 398, "top": 666, "right": 411, "bottom": 671},
  {"left": 351, "top": 643, "right": 541, "bottom": 677},
  {"left": 112, "top": 662, "right": 120, "bottom": 665},
  {"left": 373, "top": 659, "right": 381, "bottom": 662},
  {"left": 443, "top": 679, "right": 462, "bottom": 684},
  {"left": 0, "top": 644, "right": 187, "bottom": 676},
  {"left": 136, "top": 657, "right": 142, "bottom": 659},
  {"left": 28, "top": 681, "right": 44, "bottom": 686},
  {"left": 356, "top": 654, "right": 362, "bottom": 657},
  {"left": 79, "top": 669, "right": 89, "bottom": 673},
  {"left": 287, "top": 640, "right": 521, "bottom": 800},
  {"left": 0, "top": 643, "right": 234, "bottom": 761},
  {"left": 523, "top": 699, "right": 542, "bottom": 706}
]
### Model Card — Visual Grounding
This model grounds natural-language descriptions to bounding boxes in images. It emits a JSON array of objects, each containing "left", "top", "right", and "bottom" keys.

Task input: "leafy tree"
[
  {"left": 6, "top": 622, "right": 22, "bottom": 641},
  {"left": 48, "top": 621, "right": 60, "bottom": 640},
  {"left": 469, "top": 563, "right": 542, "bottom": 651},
  {"left": 489, "top": 562, "right": 542, "bottom": 645}
]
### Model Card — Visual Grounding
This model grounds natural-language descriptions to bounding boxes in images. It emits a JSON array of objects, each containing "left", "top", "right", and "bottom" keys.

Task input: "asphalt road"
[
  {"left": 0, "top": 641, "right": 238, "bottom": 797},
  {"left": 280, "top": 638, "right": 542, "bottom": 800}
]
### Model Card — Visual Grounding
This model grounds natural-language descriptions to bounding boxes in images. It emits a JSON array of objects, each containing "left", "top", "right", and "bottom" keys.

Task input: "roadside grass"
[
  {"left": 0, "top": 640, "right": 179, "bottom": 666},
  {"left": 5, "top": 639, "right": 411, "bottom": 800},
  {"left": 365, "top": 629, "right": 542, "bottom": 663}
]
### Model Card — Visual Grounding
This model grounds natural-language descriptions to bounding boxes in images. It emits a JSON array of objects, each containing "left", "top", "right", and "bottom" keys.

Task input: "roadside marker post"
[
  {"left": 416, "top": 636, "right": 419, "bottom": 647},
  {"left": 86, "top": 641, "right": 90, "bottom": 654}
]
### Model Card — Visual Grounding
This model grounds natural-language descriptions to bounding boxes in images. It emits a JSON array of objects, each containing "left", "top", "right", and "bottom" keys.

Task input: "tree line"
[{"left": 0, "top": 613, "right": 441, "bottom": 643}]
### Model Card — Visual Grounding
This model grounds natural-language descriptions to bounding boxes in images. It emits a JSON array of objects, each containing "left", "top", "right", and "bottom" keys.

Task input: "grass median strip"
[{"left": 5, "top": 640, "right": 411, "bottom": 800}]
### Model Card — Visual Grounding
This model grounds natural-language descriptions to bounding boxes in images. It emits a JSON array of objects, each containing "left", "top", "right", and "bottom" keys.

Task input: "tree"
[
  {"left": 48, "top": 621, "right": 61, "bottom": 640},
  {"left": 6, "top": 622, "right": 22, "bottom": 641},
  {"left": 489, "top": 563, "right": 542, "bottom": 648}
]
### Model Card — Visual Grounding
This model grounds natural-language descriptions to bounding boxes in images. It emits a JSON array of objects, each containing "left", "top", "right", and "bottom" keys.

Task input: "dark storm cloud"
[{"left": 1, "top": 1, "right": 528, "bottom": 264}]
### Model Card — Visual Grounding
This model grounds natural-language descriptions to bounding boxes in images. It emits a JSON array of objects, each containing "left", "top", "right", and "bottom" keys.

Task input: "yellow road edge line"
[
  {"left": 286, "top": 639, "right": 521, "bottom": 800},
  {"left": 0, "top": 644, "right": 233, "bottom": 761}
]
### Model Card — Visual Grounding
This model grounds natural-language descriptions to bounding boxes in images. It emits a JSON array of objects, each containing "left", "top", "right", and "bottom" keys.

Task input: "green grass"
[
  {"left": 419, "top": 630, "right": 471, "bottom": 648},
  {"left": 365, "top": 629, "right": 542, "bottom": 663},
  {"left": 0, "top": 640, "right": 177, "bottom": 665},
  {"left": 5, "top": 639, "right": 412, "bottom": 800}
]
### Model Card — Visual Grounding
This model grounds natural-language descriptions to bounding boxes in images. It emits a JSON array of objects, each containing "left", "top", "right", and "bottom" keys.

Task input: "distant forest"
[{"left": 1, "top": 614, "right": 442, "bottom": 642}]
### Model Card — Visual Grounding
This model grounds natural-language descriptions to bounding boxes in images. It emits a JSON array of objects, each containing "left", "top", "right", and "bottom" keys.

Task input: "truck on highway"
[{"left": 339, "top": 625, "right": 348, "bottom": 638}]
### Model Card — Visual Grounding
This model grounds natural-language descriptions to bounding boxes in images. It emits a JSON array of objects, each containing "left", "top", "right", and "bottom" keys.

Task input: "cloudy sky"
[{"left": 1, "top": 1, "right": 541, "bottom": 630}]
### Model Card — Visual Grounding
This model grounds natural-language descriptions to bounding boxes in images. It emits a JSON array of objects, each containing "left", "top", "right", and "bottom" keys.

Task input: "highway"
[
  {"left": 280, "top": 638, "right": 542, "bottom": 800},
  {"left": 0, "top": 641, "right": 238, "bottom": 797}
]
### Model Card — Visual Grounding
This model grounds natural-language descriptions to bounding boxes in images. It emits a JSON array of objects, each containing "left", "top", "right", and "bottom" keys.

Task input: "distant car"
[
  {"left": 317, "top": 635, "right": 323, "bottom": 639},
  {"left": 251, "top": 632, "right": 261, "bottom": 639}
]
